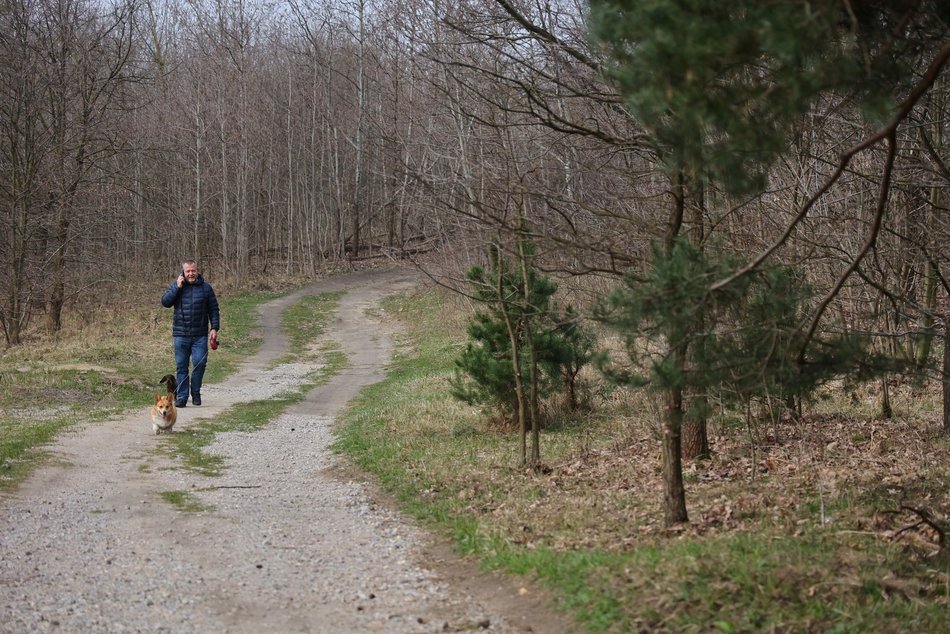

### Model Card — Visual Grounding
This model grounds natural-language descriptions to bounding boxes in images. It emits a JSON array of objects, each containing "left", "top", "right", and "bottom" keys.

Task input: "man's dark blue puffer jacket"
[{"left": 161, "top": 274, "right": 221, "bottom": 338}]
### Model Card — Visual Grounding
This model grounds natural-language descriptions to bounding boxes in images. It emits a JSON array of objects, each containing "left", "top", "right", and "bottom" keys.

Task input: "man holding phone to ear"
[{"left": 161, "top": 259, "right": 220, "bottom": 407}]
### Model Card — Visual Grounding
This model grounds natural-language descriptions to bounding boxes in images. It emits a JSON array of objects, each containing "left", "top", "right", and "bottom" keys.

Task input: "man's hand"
[{"left": 177, "top": 274, "right": 185, "bottom": 288}]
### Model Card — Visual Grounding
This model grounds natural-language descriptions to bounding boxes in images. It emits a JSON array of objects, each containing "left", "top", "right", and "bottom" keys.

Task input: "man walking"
[{"left": 161, "top": 259, "right": 220, "bottom": 407}]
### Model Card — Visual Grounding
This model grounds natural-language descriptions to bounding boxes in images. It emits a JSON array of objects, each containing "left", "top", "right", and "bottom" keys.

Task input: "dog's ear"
[{"left": 155, "top": 392, "right": 162, "bottom": 401}]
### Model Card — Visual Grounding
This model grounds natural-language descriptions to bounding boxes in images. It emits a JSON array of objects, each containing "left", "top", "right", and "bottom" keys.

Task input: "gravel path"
[{"left": 0, "top": 268, "right": 572, "bottom": 634}]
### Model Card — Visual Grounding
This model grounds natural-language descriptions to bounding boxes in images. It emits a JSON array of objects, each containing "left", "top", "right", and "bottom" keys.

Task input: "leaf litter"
[{"left": 439, "top": 380, "right": 950, "bottom": 628}]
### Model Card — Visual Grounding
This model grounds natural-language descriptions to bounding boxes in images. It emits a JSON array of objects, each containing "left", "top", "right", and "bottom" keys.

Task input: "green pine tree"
[
  {"left": 597, "top": 240, "right": 903, "bottom": 524},
  {"left": 451, "top": 244, "right": 594, "bottom": 465},
  {"left": 588, "top": 0, "right": 931, "bottom": 196}
]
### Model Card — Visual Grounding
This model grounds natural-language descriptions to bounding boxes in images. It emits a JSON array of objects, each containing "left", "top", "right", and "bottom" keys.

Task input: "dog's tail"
[{"left": 159, "top": 374, "right": 177, "bottom": 395}]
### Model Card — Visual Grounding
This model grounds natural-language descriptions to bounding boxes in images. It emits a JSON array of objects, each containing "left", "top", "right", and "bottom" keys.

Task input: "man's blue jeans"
[{"left": 173, "top": 335, "right": 208, "bottom": 404}]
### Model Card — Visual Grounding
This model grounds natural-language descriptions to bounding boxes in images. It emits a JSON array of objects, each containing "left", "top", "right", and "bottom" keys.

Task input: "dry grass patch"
[{"left": 0, "top": 280, "right": 291, "bottom": 489}]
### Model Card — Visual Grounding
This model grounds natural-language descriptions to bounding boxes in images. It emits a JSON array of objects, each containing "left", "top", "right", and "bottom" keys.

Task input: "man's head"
[{"left": 182, "top": 260, "right": 199, "bottom": 284}]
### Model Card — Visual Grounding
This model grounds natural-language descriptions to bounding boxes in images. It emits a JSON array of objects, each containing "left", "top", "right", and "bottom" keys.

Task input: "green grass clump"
[
  {"left": 280, "top": 291, "right": 345, "bottom": 360},
  {"left": 0, "top": 419, "right": 67, "bottom": 485},
  {"left": 159, "top": 490, "right": 213, "bottom": 513},
  {"left": 313, "top": 343, "right": 347, "bottom": 386}
]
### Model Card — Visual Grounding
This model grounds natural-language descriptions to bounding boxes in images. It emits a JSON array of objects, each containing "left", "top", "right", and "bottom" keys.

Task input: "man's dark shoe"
[
  {"left": 175, "top": 399, "right": 186, "bottom": 408},
  {"left": 192, "top": 395, "right": 201, "bottom": 406}
]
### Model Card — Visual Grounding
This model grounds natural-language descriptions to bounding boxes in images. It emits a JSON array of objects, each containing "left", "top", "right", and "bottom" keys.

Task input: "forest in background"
[
  {"left": 3, "top": 0, "right": 948, "bottom": 525},
  {"left": 1, "top": 0, "right": 943, "bottom": 342}
]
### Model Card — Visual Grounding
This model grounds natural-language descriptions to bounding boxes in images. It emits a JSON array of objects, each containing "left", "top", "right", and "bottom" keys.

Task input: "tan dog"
[{"left": 151, "top": 374, "right": 178, "bottom": 434}]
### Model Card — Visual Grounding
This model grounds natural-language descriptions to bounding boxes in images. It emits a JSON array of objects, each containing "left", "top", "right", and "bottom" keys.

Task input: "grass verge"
[{"left": 334, "top": 286, "right": 950, "bottom": 633}]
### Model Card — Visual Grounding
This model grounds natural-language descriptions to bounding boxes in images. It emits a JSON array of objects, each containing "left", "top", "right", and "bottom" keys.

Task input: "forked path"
[{"left": 0, "top": 268, "right": 573, "bottom": 634}]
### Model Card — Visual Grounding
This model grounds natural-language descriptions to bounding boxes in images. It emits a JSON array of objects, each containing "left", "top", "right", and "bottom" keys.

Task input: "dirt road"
[{"left": 0, "top": 268, "right": 573, "bottom": 634}]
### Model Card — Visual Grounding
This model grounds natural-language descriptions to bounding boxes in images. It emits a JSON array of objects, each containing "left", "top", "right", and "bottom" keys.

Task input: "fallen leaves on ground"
[{"left": 458, "top": 385, "right": 949, "bottom": 557}]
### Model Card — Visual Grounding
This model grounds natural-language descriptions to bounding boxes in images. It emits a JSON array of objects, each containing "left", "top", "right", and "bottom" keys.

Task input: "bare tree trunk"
[
  {"left": 915, "top": 78, "right": 944, "bottom": 368},
  {"left": 943, "top": 317, "right": 950, "bottom": 433},
  {"left": 0, "top": 3, "right": 39, "bottom": 345},
  {"left": 349, "top": 0, "right": 367, "bottom": 260},
  {"left": 46, "top": 206, "right": 70, "bottom": 334},
  {"left": 193, "top": 103, "right": 203, "bottom": 265},
  {"left": 881, "top": 377, "right": 893, "bottom": 419},
  {"left": 681, "top": 403, "right": 710, "bottom": 460},
  {"left": 662, "top": 382, "right": 689, "bottom": 526},
  {"left": 915, "top": 259, "right": 939, "bottom": 368},
  {"left": 237, "top": 54, "right": 250, "bottom": 281},
  {"left": 218, "top": 109, "right": 229, "bottom": 267},
  {"left": 4, "top": 193, "right": 34, "bottom": 346},
  {"left": 682, "top": 173, "right": 710, "bottom": 460},
  {"left": 516, "top": 220, "right": 541, "bottom": 468},
  {"left": 494, "top": 246, "right": 527, "bottom": 467}
]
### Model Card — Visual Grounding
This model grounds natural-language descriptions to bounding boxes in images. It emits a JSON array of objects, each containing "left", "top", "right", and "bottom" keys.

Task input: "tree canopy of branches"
[
  {"left": 0, "top": 0, "right": 948, "bottom": 527},
  {"left": 589, "top": 0, "right": 945, "bottom": 196},
  {"left": 585, "top": 0, "right": 949, "bottom": 524}
]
